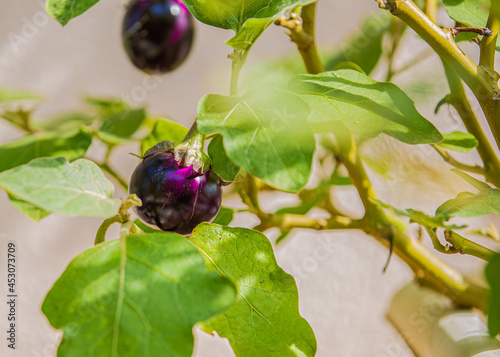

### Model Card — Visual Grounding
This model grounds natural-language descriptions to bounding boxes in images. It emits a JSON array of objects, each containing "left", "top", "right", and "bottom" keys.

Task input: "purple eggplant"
[
  {"left": 130, "top": 151, "right": 222, "bottom": 235},
  {"left": 122, "top": 0, "right": 194, "bottom": 73}
]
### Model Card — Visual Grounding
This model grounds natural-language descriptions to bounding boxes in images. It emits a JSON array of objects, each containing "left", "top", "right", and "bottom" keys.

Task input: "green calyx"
[{"left": 143, "top": 120, "right": 211, "bottom": 174}]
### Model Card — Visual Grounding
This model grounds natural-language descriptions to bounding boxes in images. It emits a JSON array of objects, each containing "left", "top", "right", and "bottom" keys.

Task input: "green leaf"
[
  {"left": 443, "top": 0, "right": 500, "bottom": 51},
  {"left": 438, "top": 131, "right": 478, "bottom": 152},
  {"left": 42, "top": 233, "right": 236, "bottom": 356},
  {"left": 7, "top": 194, "right": 51, "bottom": 222},
  {"left": 198, "top": 88, "right": 315, "bottom": 192},
  {"left": 85, "top": 96, "right": 130, "bottom": 117},
  {"left": 289, "top": 70, "right": 443, "bottom": 145},
  {"left": 190, "top": 224, "right": 317, "bottom": 357},
  {"left": 486, "top": 252, "right": 500, "bottom": 336},
  {"left": 45, "top": 0, "right": 100, "bottom": 26},
  {"left": 0, "top": 128, "right": 92, "bottom": 173},
  {"left": 207, "top": 135, "right": 241, "bottom": 182},
  {"left": 31, "top": 111, "right": 96, "bottom": 132},
  {"left": 325, "top": 12, "right": 391, "bottom": 75},
  {"left": 0, "top": 157, "right": 121, "bottom": 217},
  {"left": 436, "top": 189, "right": 500, "bottom": 219},
  {"left": 183, "top": 0, "right": 315, "bottom": 52},
  {"left": 140, "top": 119, "right": 188, "bottom": 156},
  {"left": 0, "top": 87, "right": 41, "bottom": 103},
  {"left": 374, "top": 199, "right": 466, "bottom": 229},
  {"left": 212, "top": 207, "right": 235, "bottom": 226},
  {"left": 99, "top": 108, "right": 146, "bottom": 139}
]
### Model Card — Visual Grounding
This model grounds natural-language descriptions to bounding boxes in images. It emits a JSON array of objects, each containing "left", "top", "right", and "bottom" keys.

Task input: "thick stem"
[
  {"left": 384, "top": 0, "right": 500, "bottom": 150},
  {"left": 445, "top": 230, "right": 497, "bottom": 262},
  {"left": 299, "top": 3, "right": 325, "bottom": 74},
  {"left": 480, "top": 1, "right": 500, "bottom": 70},
  {"left": 275, "top": 3, "right": 325, "bottom": 74},
  {"left": 442, "top": 62, "right": 500, "bottom": 187},
  {"left": 257, "top": 213, "right": 364, "bottom": 231},
  {"left": 230, "top": 52, "right": 246, "bottom": 96},
  {"left": 424, "top": 0, "right": 437, "bottom": 23}
]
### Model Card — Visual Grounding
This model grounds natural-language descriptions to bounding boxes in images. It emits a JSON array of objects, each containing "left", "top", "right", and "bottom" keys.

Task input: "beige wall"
[{"left": 1, "top": 1, "right": 497, "bottom": 356}]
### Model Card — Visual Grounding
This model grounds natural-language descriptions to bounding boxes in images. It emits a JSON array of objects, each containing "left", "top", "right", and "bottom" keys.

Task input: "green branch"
[
  {"left": 480, "top": 0, "right": 500, "bottom": 70},
  {"left": 382, "top": 0, "right": 500, "bottom": 151},
  {"left": 275, "top": 3, "right": 325, "bottom": 74},
  {"left": 442, "top": 62, "right": 500, "bottom": 187},
  {"left": 431, "top": 144, "right": 485, "bottom": 176},
  {"left": 445, "top": 230, "right": 497, "bottom": 262}
]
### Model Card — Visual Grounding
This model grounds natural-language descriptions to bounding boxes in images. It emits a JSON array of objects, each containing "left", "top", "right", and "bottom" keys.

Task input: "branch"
[
  {"left": 480, "top": 0, "right": 500, "bottom": 70},
  {"left": 256, "top": 213, "right": 365, "bottom": 232},
  {"left": 275, "top": 3, "right": 325, "bottom": 74},
  {"left": 382, "top": 0, "right": 500, "bottom": 151},
  {"left": 431, "top": 144, "right": 485, "bottom": 176},
  {"left": 445, "top": 230, "right": 497, "bottom": 262},
  {"left": 442, "top": 62, "right": 500, "bottom": 187}
]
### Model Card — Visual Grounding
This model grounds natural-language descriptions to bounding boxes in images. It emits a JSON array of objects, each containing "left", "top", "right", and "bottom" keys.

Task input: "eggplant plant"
[{"left": 2, "top": 0, "right": 500, "bottom": 355}]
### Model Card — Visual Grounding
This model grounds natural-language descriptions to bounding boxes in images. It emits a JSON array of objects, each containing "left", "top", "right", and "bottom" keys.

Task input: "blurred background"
[{"left": 1, "top": 0, "right": 499, "bottom": 356}]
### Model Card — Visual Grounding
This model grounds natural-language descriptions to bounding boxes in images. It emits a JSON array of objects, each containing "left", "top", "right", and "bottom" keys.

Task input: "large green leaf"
[
  {"left": 438, "top": 131, "right": 478, "bottom": 152},
  {"left": 42, "top": 233, "right": 236, "bottom": 356},
  {"left": 486, "top": 252, "right": 500, "bottom": 336},
  {"left": 197, "top": 88, "right": 315, "bottom": 192},
  {"left": 190, "top": 224, "right": 317, "bottom": 357},
  {"left": 436, "top": 189, "right": 500, "bottom": 219},
  {"left": 183, "top": 0, "right": 315, "bottom": 52},
  {"left": 289, "top": 70, "right": 443, "bottom": 144},
  {"left": 141, "top": 119, "right": 188, "bottom": 156},
  {"left": 207, "top": 135, "right": 241, "bottom": 182},
  {"left": 45, "top": 0, "right": 100, "bottom": 26},
  {"left": 325, "top": 12, "right": 391, "bottom": 75},
  {"left": 443, "top": 0, "right": 500, "bottom": 51},
  {"left": 0, "top": 128, "right": 92, "bottom": 173},
  {"left": 0, "top": 157, "right": 121, "bottom": 217}
]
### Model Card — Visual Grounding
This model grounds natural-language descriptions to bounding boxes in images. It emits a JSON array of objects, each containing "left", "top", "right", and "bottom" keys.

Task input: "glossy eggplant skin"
[
  {"left": 129, "top": 152, "right": 222, "bottom": 235},
  {"left": 122, "top": 0, "right": 194, "bottom": 73}
]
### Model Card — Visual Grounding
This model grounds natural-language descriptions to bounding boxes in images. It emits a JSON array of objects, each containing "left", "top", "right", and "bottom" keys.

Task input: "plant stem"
[
  {"left": 299, "top": 3, "right": 325, "bottom": 74},
  {"left": 229, "top": 50, "right": 246, "bottom": 96},
  {"left": 383, "top": 0, "right": 500, "bottom": 151},
  {"left": 442, "top": 62, "right": 500, "bottom": 187},
  {"left": 256, "top": 213, "right": 365, "bottom": 232},
  {"left": 445, "top": 230, "right": 497, "bottom": 262},
  {"left": 275, "top": 3, "right": 325, "bottom": 74},
  {"left": 480, "top": 0, "right": 500, "bottom": 70},
  {"left": 424, "top": 0, "right": 437, "bottom": 23},
  {"left": 339, "top": 142, "right": 490, "bottom": 310},
  {"left": 94, "top": 215, "right": 121, "bottom": 245},
  {"left": 98, "top": 162, "right": 129, "bottom": 192},
  {"left": 431, "top": 144, "right": 485, "bottom": 176}
]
